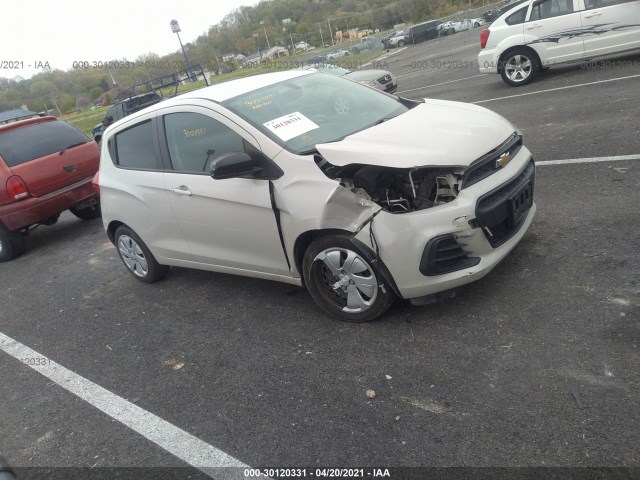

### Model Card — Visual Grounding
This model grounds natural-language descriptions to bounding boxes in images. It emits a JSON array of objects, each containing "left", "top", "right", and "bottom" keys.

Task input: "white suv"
[
  {"left": 98, "top": 70, "right": 535, "bottom": 322},
  {"left": 478, "top": 0, "right": 640, "bottom": 86}
]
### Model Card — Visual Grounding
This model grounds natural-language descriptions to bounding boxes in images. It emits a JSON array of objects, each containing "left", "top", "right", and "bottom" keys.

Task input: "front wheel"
[
  {"left": 500, "top": 48, "right": 540, "bottom": 86},
  {"left": 398, "top": 40, "right": 404, "bottom": 47},
  {"left": 303, "top": 235, "right": 395, "bottom": 322},
  {"left": 114, "top": 226, "right": 169, "bottom": 283}
]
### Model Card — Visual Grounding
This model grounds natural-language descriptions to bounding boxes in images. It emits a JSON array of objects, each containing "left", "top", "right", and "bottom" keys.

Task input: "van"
[{"left": 407, "top": 21, "right": 443, "bottom": 44}]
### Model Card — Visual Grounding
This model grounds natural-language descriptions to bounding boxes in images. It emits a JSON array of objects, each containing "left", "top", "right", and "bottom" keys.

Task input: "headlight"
[{"left": 360, "top": 80, "right": 378, "bottom": 87}]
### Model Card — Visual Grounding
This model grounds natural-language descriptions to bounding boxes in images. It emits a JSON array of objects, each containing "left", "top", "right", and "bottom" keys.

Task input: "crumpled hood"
[{"left": 316, "top": 99, "right": 516, "bottom": 168}]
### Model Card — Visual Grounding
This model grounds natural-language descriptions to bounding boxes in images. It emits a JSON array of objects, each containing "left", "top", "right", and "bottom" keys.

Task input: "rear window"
[{"left": 0, "top": 120, "right": 89, "bottom": 167}]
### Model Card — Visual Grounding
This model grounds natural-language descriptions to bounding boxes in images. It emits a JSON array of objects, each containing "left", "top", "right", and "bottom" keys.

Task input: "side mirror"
[{"left": 211, "top": 152, "right": 263, "bottom": 180}]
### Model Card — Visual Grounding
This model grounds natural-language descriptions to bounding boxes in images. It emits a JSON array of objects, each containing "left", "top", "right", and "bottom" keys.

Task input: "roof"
[{"left": 0, "top": 108, "right": 39, "bottom": 124}]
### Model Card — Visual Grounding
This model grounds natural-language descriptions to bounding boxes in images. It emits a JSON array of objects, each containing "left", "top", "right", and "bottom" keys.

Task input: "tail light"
[
  {"left": 480, "top": 29, "right": 490, "bottom": 49},
  {"left": 91, "top": 171, "right": 100, "bottom": 195},
  {"left": 6, "top": 176, "right": 30, "bottom": 201}
]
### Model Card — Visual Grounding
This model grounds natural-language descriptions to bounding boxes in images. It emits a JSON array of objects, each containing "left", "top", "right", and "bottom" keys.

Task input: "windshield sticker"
[
  {"left": 263, "top": 112, "right": 319, "bottom": 141},
  {"left": 244, "top": 94, "right": 276, "bottom": 110}
]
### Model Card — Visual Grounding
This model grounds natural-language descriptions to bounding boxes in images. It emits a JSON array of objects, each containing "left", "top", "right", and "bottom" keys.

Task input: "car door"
[
  {"left": 158, "top": 105, "right": 290, "bottom": 276},
  {"left": 105, "top": 115, "right": 190, "bottom": 263},
  {"left": 525, "top": 0, "right": 585, "bottom": 65},
  {"left": 579, "top": 0, "right": 640, "bottom": 57}
]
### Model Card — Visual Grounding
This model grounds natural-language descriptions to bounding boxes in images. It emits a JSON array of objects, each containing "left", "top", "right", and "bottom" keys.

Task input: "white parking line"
[
  {"left": 473, "top": 73, "right": 640, "bottom": 104},
  {"left": 537, "top": 154, "right": 640, "bottom": 166},
  {"left": 0, "top": 331, "right": 249, "bottom": 477},
  {"left": 396, "top": 74, "right": 487, "bottom": 94}
]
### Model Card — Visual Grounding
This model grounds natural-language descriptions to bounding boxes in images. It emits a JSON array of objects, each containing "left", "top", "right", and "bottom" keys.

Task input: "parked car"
[
  {"left": 305, "top": 64, "right": 398, "bottom": 94},
  {"left": 478, "top": 0, "right": 640, "bottom": 86},
  {"left": 326, "top": 49, "right": 350, "bottom": 60},
  {"left": 0, "top": 116, "right": 101, "bottom": 261},
  {"left": 92, "top": 91, "right": 164, "bottom": 143},
  {"left": 406, "top": 20, "right": 443, "bottom": 44},
  {"left": 438, "top": 20, "right": 472, "bottom": 36},
  {"left": 471, "top": 17, "right": 487, "bottom": 27},
  {"left": 383, "top": 29, "right": 408, "bottom": 48},
  {"left": 306, "top": 54, "right": 327, "bottom": 65},
  {"left": 98, "top": 70, "right": 535, "bottom": 322},
  {"left": 350, "top": 36, "right": 381, "bottom": 55}
]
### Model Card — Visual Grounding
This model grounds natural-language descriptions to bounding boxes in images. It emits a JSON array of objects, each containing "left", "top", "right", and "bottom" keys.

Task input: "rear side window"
[
  {"left": 0, "top": 120, "right": 89, "bottom": 167},
  {"left": 506, "top": 6, "right": 528, "bottom": 24},
  {"left": 585, "top": 0, "right": 635, "bottom": 8},
  {"left": 114, "top": 120, "right": 159, "bottom": 170},
  {"left": 530, "top": 0, "right": 574, "bottom": 20}
]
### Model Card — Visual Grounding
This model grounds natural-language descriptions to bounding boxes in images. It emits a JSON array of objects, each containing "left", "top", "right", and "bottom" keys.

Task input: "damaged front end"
[{"left": 315, "top": 155, "right": 463, "bottom": 214}]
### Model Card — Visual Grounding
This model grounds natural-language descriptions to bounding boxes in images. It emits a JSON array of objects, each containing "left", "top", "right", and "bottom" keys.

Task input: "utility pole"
[
  {"left": 327, "top": 19, "right": 335, "bottom": 45},
  {"left": 262, "top": 24, "right": 271, "bottom": 49}
]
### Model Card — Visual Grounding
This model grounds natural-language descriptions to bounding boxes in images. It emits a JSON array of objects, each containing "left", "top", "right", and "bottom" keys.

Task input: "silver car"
[{"left": 99, "top": 70, "right": 535, "bottom": 322}]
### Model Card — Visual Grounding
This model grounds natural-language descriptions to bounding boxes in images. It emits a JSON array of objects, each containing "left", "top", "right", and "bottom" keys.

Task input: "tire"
[
  {"left": 70, "top": 198, "right": 101, "bottom": 220},
  {"left": 351, "top": 47, "right": 360, "bottom": 55},
  {"left": 114, "top": 225, "right": 169, "bottom": 283},
  {"left": 302, "top": 235, "right": 396, "bottom": 322},
  {"left": 499, "top": 48, "right": 540, "bottom": 87},
  {"left": 398, "top": 40, "right": 404, "bottom": 47},
  {"left": 448, "top": 28, "right": 455, "bottom": 35},
  {"left": 0, "top": 223, "right": 25, "bottom": 262}
]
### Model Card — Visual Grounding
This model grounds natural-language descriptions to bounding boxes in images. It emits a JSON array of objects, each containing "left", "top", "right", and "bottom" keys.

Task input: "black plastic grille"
[
  {"left": 377, "top": 74, "right": 392, "bottom": 84},
  {"left": 420, "top": 234, "right": 480, "bottom": 276},
  {"left": 462, "top": 134, "right": 523, "bottom": 189},
  {"left": 476, "top": 160, "right": 535, "bottom": 248}
]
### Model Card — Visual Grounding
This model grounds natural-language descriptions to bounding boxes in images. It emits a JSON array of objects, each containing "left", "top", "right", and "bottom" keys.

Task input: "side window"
[
  {"left": 585, "top": 0, "right": 634, "bottom": 8},
  {"left": 114, "top": 120, "right": 159, "bottom": 170},
  {"left": 163, "top": 112, "right": 249, "bottom": 173},
  {"left": 506, "top": 6, "right": 528, "bottom": 24},
  {"left": 530, "top": 0, "right": 574, "bottom": 19}
]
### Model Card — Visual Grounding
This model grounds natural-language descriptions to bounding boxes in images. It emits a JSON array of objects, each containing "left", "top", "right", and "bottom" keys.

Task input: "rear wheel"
[
  {"left": 500, "top": 48, "right": 540, "bottom": 86},
  {"left": 114, "top": 225, "right": 168, "bottom": 283},
  {"left": 303, "top": 235, "right": 395, "bottom": 322},
  {"left": 0, "top": 223, "right": 25, "bottom": 262},
  {"left": 70, "top": 198, "right": 101, "bottom": 220}
]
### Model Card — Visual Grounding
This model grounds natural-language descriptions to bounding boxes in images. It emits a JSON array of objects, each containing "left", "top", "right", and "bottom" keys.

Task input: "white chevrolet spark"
[
  {"left": 98, "top": 70, "right": 536, "bottom": 322},
  {"left": 478, "top": 0, "right": 640, "bottom": 85}
]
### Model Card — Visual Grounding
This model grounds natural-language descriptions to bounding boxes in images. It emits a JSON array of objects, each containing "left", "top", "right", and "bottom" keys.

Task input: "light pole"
[{"left": 170, "top": 19, "right": 191, "bottom": 75}]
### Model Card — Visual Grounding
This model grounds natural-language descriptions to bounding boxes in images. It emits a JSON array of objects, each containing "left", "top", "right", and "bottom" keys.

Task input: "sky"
[{"left": 1, "top": 0, "right": 261, "bottom": 80}]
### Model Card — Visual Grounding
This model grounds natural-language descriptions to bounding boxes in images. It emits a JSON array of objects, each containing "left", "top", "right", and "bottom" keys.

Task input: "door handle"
[
  {"left": 584, "top": 11, "right": 602, "bottom": 17},
  {"left": 63, "top": 165, "right": 76, "bottom": 172},
  {"left": 171, "top": 187, "right": 192, "bottom": 196},
  {"left": 526, "top": 23, "right": 542, "bottom": 29}
]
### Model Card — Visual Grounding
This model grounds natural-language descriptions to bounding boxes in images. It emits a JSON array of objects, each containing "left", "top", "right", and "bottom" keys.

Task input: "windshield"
[{"left": 223, "top": 72, "right": 408, "bottom": 154}]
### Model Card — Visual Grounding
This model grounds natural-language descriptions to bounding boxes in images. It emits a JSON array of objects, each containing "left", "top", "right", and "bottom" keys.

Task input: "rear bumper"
[
  {"left": 478, "top": 49, "right": 499, "bottom": 73},
  {"left": 0, "top": 177, "right": 97, "bottom": 231}
]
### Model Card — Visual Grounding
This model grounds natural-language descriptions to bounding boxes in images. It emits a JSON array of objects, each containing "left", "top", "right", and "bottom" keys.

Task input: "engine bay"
[{"left": 316, "top": 156, "right": 462, "bottom": 213}]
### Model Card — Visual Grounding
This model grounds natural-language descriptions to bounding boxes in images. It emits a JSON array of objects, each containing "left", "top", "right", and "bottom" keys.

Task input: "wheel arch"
[
  {"left": 293, "top": 228, "right": 403, "bottom": 298},
  {"left": 498, "top": 45, "right": 541, "bottom": 73},
  {"left": 106, "top": 220, "right": 125, "bottom": 244}
]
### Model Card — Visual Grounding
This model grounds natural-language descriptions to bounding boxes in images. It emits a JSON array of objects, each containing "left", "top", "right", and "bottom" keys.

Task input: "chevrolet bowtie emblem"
[{"left": 496, "top": 152, "right": 511, "bottom": 169}]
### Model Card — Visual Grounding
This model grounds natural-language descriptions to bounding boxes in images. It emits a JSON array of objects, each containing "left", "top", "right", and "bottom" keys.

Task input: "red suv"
[{"left": 0, "top": 116, "right": 100, "bottom": 261}]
